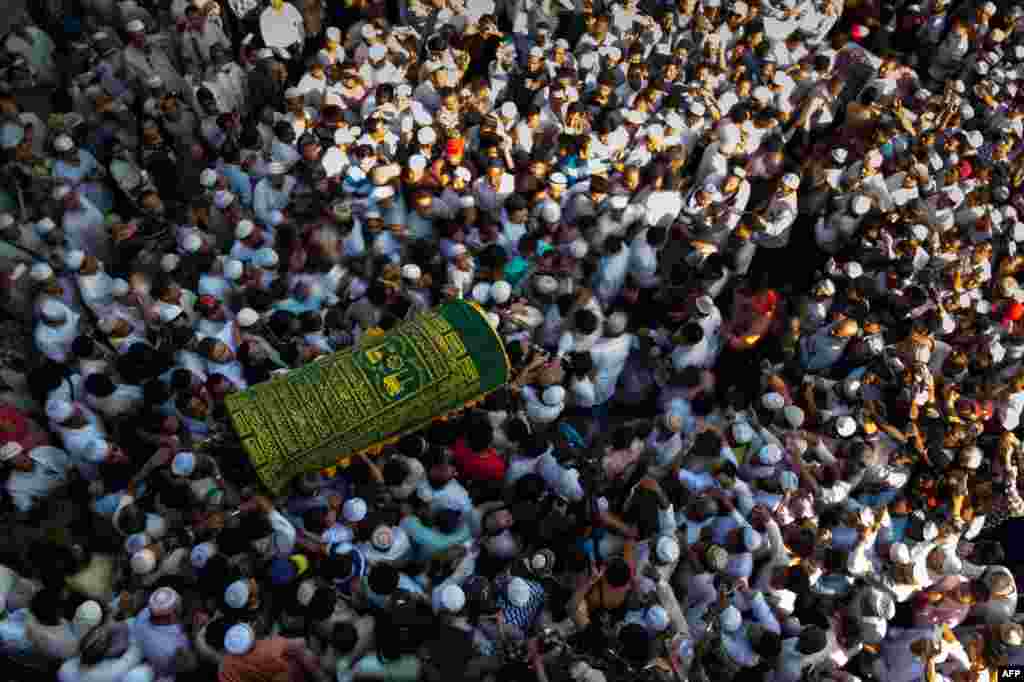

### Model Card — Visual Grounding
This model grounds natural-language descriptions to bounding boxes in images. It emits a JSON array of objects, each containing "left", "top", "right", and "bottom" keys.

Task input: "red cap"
[
  {"left": 958, "top": 160, "right": 973, "bottom": 179},
  {"left": 198, "top": 295, "right": 218, "bottom": 309},
  {"left": 851, "top": 25, "right": 869, "bottom": 40},
  {"left": 1004, "top": 302, "right": 1024, "bottom": 324},
  {"left": 753, "top": 290, "right": 779, "bottom": 314}
]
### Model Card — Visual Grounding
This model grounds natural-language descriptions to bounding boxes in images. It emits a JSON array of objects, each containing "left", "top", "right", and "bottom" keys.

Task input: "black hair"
[
  {"left": 84, "top": 372, "right": 117, "bottom": 398},
  {"left": 332, "top": 622, "right": 359, "bottom": 654},
  {"left": 681, "top": 322, "right": 704, "bottom": 345},
  {"left": 29, "top": 589, "right": 63, "bottom": 626},
  {"left": 306, "top": 587, "right": 337, "bottom": 621},
  {"left": 367, "top": 564, "right": 400, "bottom": 595},
  {"left": 204, "top": 617, "right": 232, "bottom": 651},
  {"left": 71, "top": 335, "right": 95, "bottom": 358},
  {"left": 466, "top": 420, "right": 494, "bottom": 452},
  {"left": 382, "top": 457, "right": 408, "bottom": 486},
  {"left": 435, "top": 509, "right": 463, "bottom": 535},
  {"left": 574, "top": 309, "right": 599, "bottom": 335},
  {"left": 606, "top": 556, "right": 631, "bottom": 587}
]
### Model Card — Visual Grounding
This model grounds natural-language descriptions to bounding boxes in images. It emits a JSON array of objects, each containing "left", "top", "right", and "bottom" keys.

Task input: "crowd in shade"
[{"left": 3, "top": 0, "right": 1024, "bottom": 680}]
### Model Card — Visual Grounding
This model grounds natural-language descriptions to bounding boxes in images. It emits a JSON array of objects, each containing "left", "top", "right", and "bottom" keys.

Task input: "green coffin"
[{"left": 225, "top": 300, "right": 510, "bottom": 494}]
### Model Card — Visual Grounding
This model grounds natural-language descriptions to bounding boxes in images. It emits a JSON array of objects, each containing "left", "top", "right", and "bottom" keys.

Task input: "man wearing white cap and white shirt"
[
  {"left": 253, "top": 162, "right": 295, "bottom": 231},
  {"left": 132, "top": 587, "right": 197, "bottom": 679},
  {"left": 122, "top": 20, "right": 187, "bottom": 97},
  {"left": 56, "top": 186, "right": 111, "bottom": 265},
  {"left": 34, "top": 298, "right": 81, "bottom": 364},
  {"left": 736, "top": 173, "right": 801, "bottom": 276},
  {"left": 1, "top": 443, "right": 71, "bottom": 515},
  {"left": 259, "top": 0, "right": 305, "bottom": 51},
  {"left": 44, "top": 397, "right": 109, "bottom": 481}
]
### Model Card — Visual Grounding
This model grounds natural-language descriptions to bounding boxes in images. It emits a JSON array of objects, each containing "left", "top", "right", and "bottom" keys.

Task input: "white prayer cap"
[
  {"left": 985, "top": 0, "right": 997, "bottom": 12},
  {"left": 224, "top": 579, "right": 250, "bottom": 609},
  {"left": 369, "top": 44, "right": 387, "bottom": 61},
  {"left": 758, "top": 444, "right": 783, "bottom": 465},
  {"left": 401, "top": 264, "right": 422, "bottom": 282},
  {"left": 732, "top": 421, "right": 754, "bottom": 444},
  {"left": 145, "top": 74, "right": 163, "bottom": 88},
  {"left": 832, "top": 148, "right": 848, "bottom": 164},
  {"left": 960, "top": 445, "right": 983, "bottom": 469},
  {"left": 459, "top": 195, "right": 475, "bottom": 208},
  {"left": 656, "top": 536, "right": 680, "bottom": 563},
  {"left": 326, "top": 26, "right": 341, "bottom": 41},
  {"left": 453, "top": 167, "right": 471, "bottom": 182},
  {"left": 542, "top": 385, "right": 566, "bottom": 406},
  {"left": 343, "top": 497, "right": 367, "bottom": 523},
  {"left": 720, "top": 606, "right": 742, "bottom": 632},
  {"left": 125, "top": 19, "right": 145, "bottom": 32},
  {"left": 45, "top": 398, "right": 73, "bottom": 422},
  {"left": 131, "top": 549, "right": 157, "bottom": 575},
  {"left": 507, "top": 577, "right": 531, "bottom": 607},
  {"left": 408, "top": 154, "right": 428, "bottom": 171},
  {"left": 783, "top": 405, "right": 805, "bottom": 428},
  {"left": 213, "top": 190, "right": 236, "bottom": 210},
  {"left": 836, "top": 415, "right": 857, "bottom": 438},
  {"left": 35, "top": 218, "right": 56, "bottom": 235},
  {"left": 418, "top": 127, "right": 437, "bottom": 145},
  {"left": 609, "top": 194, "right": 629, "bottom": 210},
  {"left": 762, "top": 392, "right": 785, "bottom": 410},
  {"left": 541, "top": 201, "right": 562, "bottom": 224},
  {"left": 371, "top": 185, "right": 395, "bottom": 200},
  {"left": 851, "top": 195, "right": 871, "bottom": 215},
  {"left": 160, "top": 253, "right": 179, "bottom": 273},
  {"left": 535, "top": 275, "right": 558, "bottom": 294},
  {"left": 53, "top": 185, "right": 71, "bottom": 200},
  {"left": 450, "top": 244, "right": 468, "bottom": 258},
  {"left": 549, "top": 172, "right": 569, "bottom": 186},
  {"left": 183, "top": 233, "right": 203, "bottom": 254},
  {"left": 30, "top": 262, "right": 53, "bottom": 282},
  {"left": 149, "top": 587, "right": 180, "bottom": 615},
  {"left": 491, "top": 280, "right": 511, "bottom": 304},
  {"left": 171, "top": 451, "right": 196, "bottom": 477},
  {"left": 284, "top": 87, "right": 301, "bottom": 99},
  {"left": 74, "top": 600, "right": 103, "bottom": 630},
  {"left": 224, "top": 623, "right": 255, "bottom": 655},
  {"left": 529, "top": 46, "right": 544, "bottom": 59},
  {"left": 816, "top": 278, "right": 836, "bottom": 297},
  {"left": 571, "top": 240, "right": 588, "bottom": 260},
  {"left": 158, "top": 304, "right": 183, "bottom": 323},
  {"left": 296, "top": 580, "right": 317, "bottom": 606},
  {"left": 0, "top": 442, "right": 22, "bottom": 462},
  {"left": 646, "top": 605, "right": 670, "bottom": 632},
  {"left": 40, "top": 299, "right": 67, "bottom": 323},
  {"left": 909, "top": 223, "right": 930, "bottom": 242},
  {"left": 267, "top": 161, "right": 287, "bottom": 175},
  {"left": 753, "top": 86, "right": 772, "bottom": 103},
  {"left": 689, "top": 101, "right": 707, "bottom": 116},
  {"left": 780, "top": 470, "right": 799, "bottom": 492},
  {"left": 623, "top": 109, "right": 647, "bottom": 124},
  {"left": 334, "top": 127, "right": 354, "bottom": 145},
  {"left": 54, "top": 134, "right": 76, "bottom": 153},
  {"left": 237, "top": 308, "right": 260, "bottom": 328},
  {"left": 782, "top": 173, "right": 801, "bottom": 190},
  {"left": 664, "top": 111, "right": 684, "bottom": 130},
  {"left": 440, "top": 584, "right": 466, "bottom": 613},
  {"left": 225, "top": 259, "right": 244, "bottom": 281},
  {"left": 396, "top": 84, "right": 412, "bottom": 98},
  {"left": 606, "top": 311, "right": 628, "bottom": 335},
  {"left": 472, "top": 282, "right": 491, "bottom": 304},
  {"left": 844, "top": 262, "right": 863, "bottom": 279},
  {"left": 236, "top": 220, "right": 255, "bottom": 239},
  {"left": 199, "top": 169, "right": 218, "bottom": 187},
  {"left": 190, "top": 542, "right": 216, "bottom": 569},
  {"left": 487, "top": 312, "right": 500, "bottom": 329},
  {"left": 646, "top": 124, "right": 664, "bottom": 139},
  {"left": 255, "top": 248, "right": 278, "bottom": 269},
  {"left": 500, "top": 101, "right": 518, "bottom": 119}
]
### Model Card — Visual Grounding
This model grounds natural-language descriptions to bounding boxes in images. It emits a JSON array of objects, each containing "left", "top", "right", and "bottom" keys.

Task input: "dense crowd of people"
[{"left": 0, "top": 0, "right": 1023, "bottom": 680}]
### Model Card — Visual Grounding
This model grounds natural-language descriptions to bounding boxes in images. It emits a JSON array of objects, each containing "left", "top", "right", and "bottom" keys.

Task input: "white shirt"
[{"left": 259, "top": 2, "right": 305, "bottom": 48}]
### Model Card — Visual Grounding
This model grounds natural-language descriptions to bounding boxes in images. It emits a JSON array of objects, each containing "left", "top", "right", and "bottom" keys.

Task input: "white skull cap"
[
  {"left": 783, "top": 405, "right": 805, "bottom": 428},
  {"left": 780, "top": 470, "right": 799, "bottom": 491},
  {"left": 732, "top": 421, "right": 754, "bottom": 444},
  {"left": 190, "top": 542, "right": 216, "bottom": 569},
  {"left": 224, "top": 579, "right": 250, "bottom": 609},
  {"left": 720, "top": 606, "right": 742, "bottom": 632},
  {"left": 762, "top": 392, "right": 785, "bottom": 410},
  {"left": 199, "top": 169, "right": 218, "bottom": 187},
  {"left": 542, "top": 385, "right": 566, "bottom": 406},
  {"left": 471, "top": 282, "right": 491, "bottom": 304},
  {"left": 507, "top": 577, "right": 531, "bottom": 607},
  {"left": 440, "top": 584, "right": 466, "bottom": 612},
  {"left": 836, "top": 415, "right": 857, "bottom": 437},
  {"left": 851, "top": 195, "right": 872, "bottom": 215},
  {"left": 64, "top": 250, "right": 85, "bottom": 271},
  {"left": 225, "top": 259, "right": 244, "bottom": 280},
  {"left": 343, "top": 497, "right": 367, "bottom": 523},
  {"left": 645, "top": 605, "right": 670, "bottom": 632},
  {"left": 401, "top": 264, "right": 422, "bottom": 281},
  {"left": 74, "top": 600, "right": 103, "bottom": 629},
  {"left": 171, "top": 451, "right": 195, "bottom": 477},
  {"left": 759, "top": 444, "right": 783, "bottom": 464},
  {"left": 224, "top": 623, "right": 255, "bottom": 655},
  {"left": 656, "top": 535, "right": 680, "bottom": 563},
  {"left": 235, "top": 220, "right": 255, "bottom": 240},
  {"left": 183, "top": 233, "right": 203, "bottom": 253},
  {"left": 491, "top": 280, "right": 511, "bottom": 304},
  {"left": 130, "top": 549, "right": 157, "bottom": 575},
  {"left": 31, "top": 261, "right": 57, "bottom": 293}
]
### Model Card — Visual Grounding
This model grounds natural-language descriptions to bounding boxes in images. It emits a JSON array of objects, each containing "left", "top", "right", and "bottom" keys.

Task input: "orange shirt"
[{"left": 218, "top": 637, "right": 294, "bottom": 682}]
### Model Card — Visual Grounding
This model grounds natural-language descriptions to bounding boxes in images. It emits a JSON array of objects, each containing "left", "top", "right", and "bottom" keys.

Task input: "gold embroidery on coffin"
[{"left": 224, "top": 302, "right": 507, "bottom": 493}]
